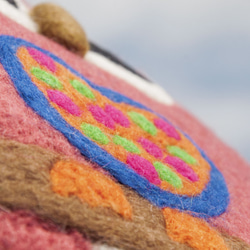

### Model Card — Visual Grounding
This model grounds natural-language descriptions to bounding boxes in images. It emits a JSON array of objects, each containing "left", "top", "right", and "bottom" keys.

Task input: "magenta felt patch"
[
  {"left": 47, "top": 90, "right": 82, "bottom": 116},
  {"left": 28, "top": 47, "right": 56, "bottom": 73},
  {"left": 138, "top": 137, "right": 163, "bottom": 159},
  {"left": 164, "top": 156, "right": 199, "bottom": 182},
  {"left": 105, "top": 104, "right": 130, "bottom": 128},
  {"left": 154, "top": 118, "right": 180, "bottom": 140},
  {"left": 126, "top": 154, "right": 161, "bottom": 185},
  {"left": 88, "top": 104, "right": 115, "bottom": 129}
]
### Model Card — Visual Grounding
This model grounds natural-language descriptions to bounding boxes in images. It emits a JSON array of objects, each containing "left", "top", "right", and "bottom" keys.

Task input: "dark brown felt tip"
[
  {"left": 30, "top": 3, "right": 89, "bottom": 57},
  {"left": 0, "top": 138, "right": 249, "bottom": 250}
]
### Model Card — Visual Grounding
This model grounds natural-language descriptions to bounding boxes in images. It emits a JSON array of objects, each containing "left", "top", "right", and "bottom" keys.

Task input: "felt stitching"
[
  {"left": 0, "top": 36, "right": 230, "bottom": 218},
  {"left": 50, "top": 160, "right": 132, "bottom": 219},
  {"left": 113, "top": 135, "right": 140, "bottom": 154}
]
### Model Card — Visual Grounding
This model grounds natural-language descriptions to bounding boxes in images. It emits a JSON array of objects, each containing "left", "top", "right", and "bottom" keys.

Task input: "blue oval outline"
[{"left": 0, "top": 36, "right": 229, "bottom": 218}]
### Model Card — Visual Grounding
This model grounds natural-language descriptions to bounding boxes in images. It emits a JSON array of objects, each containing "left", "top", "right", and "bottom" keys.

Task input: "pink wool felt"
[
  {"left": 164, "top": 156, "right": 199, "bottom": 182},
  {"left": 88, "top": 104, "right": 115, "bottom": 129},
  {"left": 105, "top": 104, "right": 130, "bottom": 128},
  {"left": 27, "top": 47, "right": 56, "bottom": 72},
  {"left": 137, "top": 137, "right": 163, "bottom": 159},
  {"left": 154, "top": 118, "right": 180, "bottom": 140},
  {"left": 47, "top": 89, "right": 82, "bottom": 116},
  {"left": 0, "top": 14, "right": 250, "bottom": 244},
  {"left": 0, "top": 210, "right": 90, "bottom": 250},
  {"left": 126, "top": 154, "right": 161, "bottom": 185}
]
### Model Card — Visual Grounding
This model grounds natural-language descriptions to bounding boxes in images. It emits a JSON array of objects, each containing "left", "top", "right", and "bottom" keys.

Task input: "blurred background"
[{"left": 27, "top": 0, "right": 250, "bottom": 162}]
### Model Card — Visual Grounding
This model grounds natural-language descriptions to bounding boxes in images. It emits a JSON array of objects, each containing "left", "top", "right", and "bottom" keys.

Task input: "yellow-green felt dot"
[
  {"left": 113, "top": 135, "right": 140, "bottom": 154},
  {"left": 31, "top": 67, "right": 62, "bottom": 89},
  {"left": 153, "top": 162, "right": 183, "bottom": 188},
  {"left": 128, "top": 111, "right": 157, "bottom": 136},
  {"left": 167, "top": 146, "right": 197, "bottom": 165},
  {"left": 70, "top": 79, "right": 95, "bottom": 99},
  {"left": 81, "top": 123, "right": 109, "bottom": 145}
]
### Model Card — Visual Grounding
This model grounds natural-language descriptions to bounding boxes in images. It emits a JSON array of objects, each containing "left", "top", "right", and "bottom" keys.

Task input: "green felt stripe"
[
  {"left": 153, "top": 162, "right": 183, "bottom": 188},
  {"left": 128, "top": 111, "right": 157, "bottom": 136},
  {"left": 31, "top": 67, "right": 62, "bottom": 89},
  {"left": 113, "top": 135, "right": 140, "bottom": 154},
  {"left": 81, "top": 123, "right": 109, "bottom": 145},
  {"left": 70, "top": 79, "right": 95, "bottom": 99},
  {"left": 167, "top": 146, "right": 197, "bottom": 165}
]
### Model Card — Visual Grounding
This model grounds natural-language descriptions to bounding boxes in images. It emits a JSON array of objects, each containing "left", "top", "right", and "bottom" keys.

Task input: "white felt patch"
[
  {"left": 85, "top": 51, "right": 174, "bottom": 106},
  {"left": 92, "top": 245, "right": 120, "bottom": 250},
  {"left": 0, "top": 0, "right": 37, "bottom": 32}
]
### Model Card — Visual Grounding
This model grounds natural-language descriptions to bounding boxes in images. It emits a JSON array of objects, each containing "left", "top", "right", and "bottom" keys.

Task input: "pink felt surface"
[
  {"left": 0, "top": 210, "right": 91, "bottom": 250},
  {"left": 0, "top": 14, "right": 250, "bottom": 244}
]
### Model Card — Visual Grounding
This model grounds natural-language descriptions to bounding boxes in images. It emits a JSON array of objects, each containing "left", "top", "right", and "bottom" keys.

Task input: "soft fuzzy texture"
[
  {"left": 30, "top": 3, "right": 89, "bottom": 56},
  {"left": 51, "top": 159, "right": 132, "bottom": 219},
  {"left": 0, "top": 11, "right": 250, "bottom": 248},
  {"left": 0, "top": 36, "right": 229, "bottom": 217},
  {"left": 0, "top": 139, "right": 248, "bottom": 250},
  {"left": 0, "top": 210, "right": 91, "bottom": 250},
  {"left": 163, "top": 208, "right": 228, "bottom": 249}
]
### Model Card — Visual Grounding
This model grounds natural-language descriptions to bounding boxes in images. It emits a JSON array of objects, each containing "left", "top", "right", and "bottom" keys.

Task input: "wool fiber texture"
[
  {"left": 0, "top": 12, "right": 250, "bottom": 246},
  {"left": 30, "top": 3, "right": 89, "bottom": 56}
]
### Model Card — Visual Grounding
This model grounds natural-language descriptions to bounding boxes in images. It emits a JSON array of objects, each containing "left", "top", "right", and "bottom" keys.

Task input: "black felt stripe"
[
  {"left": 3, "top": 0, "right": 18, "bottom": 8},
  {"left": 90, "top": 42, "right": 152, "bottom": 83}
]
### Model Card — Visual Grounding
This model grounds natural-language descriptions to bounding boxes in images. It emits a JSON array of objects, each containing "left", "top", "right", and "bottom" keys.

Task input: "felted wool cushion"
[{"left": 0, "top": 1, "right": 249, "bottom": 250}]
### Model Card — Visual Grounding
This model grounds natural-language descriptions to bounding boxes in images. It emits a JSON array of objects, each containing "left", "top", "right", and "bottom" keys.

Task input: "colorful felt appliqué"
[
  {"left": 50, "top": 160, "right": 132, "bottom": 219},
  {"left": 0, "top": 35, "right": 230, "bottom": 249},
  {"left": 0, "top": 35, "right": 229, "bottom": 216}
]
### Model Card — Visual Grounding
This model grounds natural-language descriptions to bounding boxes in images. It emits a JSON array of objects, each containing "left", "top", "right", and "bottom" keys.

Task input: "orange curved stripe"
[
  {"left": 162, "top": 208, "right": 228, "bottom": 250},
  {"left": 50, "top": 160, "right": 132, "bottom": 219},
  {"left": 18, "top": 47, "right": 210, "bottom": 196}
]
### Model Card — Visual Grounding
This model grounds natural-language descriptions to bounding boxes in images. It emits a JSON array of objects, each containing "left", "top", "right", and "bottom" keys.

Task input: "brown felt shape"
[
  {"left": 30, "top": 3, "right": 89, "bottom": 57},
  {"left": 0, "top": 139, "right": 249, "bottom": 250}
]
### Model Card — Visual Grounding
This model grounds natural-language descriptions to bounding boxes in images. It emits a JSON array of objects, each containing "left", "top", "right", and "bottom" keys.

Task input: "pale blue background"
[{"left": 27, "top": 0, "right": 250, "bottom": 162}]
